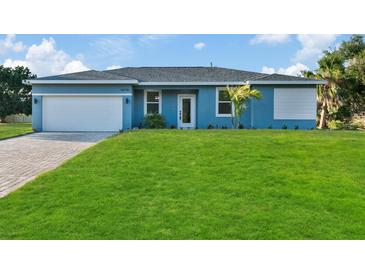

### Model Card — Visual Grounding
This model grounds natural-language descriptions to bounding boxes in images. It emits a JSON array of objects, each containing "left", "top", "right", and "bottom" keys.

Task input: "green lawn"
[
  {"left": 0, "top": 130, "right": 364, "bottom": 239},
  {"left": 0, "top": 123, "right": 33, "bottom": 140}
]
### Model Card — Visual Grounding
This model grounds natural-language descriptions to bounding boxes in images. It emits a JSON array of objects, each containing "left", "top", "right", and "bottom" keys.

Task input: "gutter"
[
  {"left": 247, "top": 80, "right": 327, "bottom": 85},
  {"left": 23, "top": 79, "right": 139, "bottom": 85},
  {"left": 23, "top": 79, "right": 327, "bottom": 86}
]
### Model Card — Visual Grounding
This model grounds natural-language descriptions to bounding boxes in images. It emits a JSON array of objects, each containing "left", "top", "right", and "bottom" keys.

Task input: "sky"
[{"left": 0, "top": 34, "right": 351, "bottom": 77}]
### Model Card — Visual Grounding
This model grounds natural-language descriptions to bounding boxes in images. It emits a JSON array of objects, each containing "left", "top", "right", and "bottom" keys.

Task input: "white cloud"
[
  {"left": 106, "top": 65, "right": 122, "bottom": 70},
  {"left": 261, "top": 66, "right": 276, "bottom": 74},
  {"left": 3, "top": 37, "right": 89, "bottom": 76},
  {"left": 3, "top": 58, "right": 27, "bottom": 68},
  {"left": 62, "top": 60, "right": 89, "bottom": 74},
  {"left": 0, "top": 34, "right": 26, "bottom": 54},
  {"left": 293, "top": 34, "right": 338, "bottom": 62},
  {"left": 261, "top": 63, "right": 309, "bottom": 76},
  {"left": 194, "top": 42, "right": 206, "bottom": 50},
  {"left": 250, "top": 34, "right": 290, "bottom": 45}
]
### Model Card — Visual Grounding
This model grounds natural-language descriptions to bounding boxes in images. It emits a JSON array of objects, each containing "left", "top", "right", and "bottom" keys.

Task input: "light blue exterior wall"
[
  {"left": 196, "top": 87, "right": 251, "bottom": 129},
  {"left": 32, "top": 83, "right": 317, "bottom": 131},
  {"left": 132, "top": 86, "right": 253, "bottom": 129},
  {"left": 32, "top": 84, "right": 132, "bottom": 131},
  {"left": 132, "top": 88, "right": 198, "bottom": 128},
  {"left": 32, "top": 95, "right": 43, "bottom": 131},
  {"left": 251, "top": 85, "right": 317, "bottom": 129},
  {"left": 132, "top": 85, "right": 316, "bottom": 129},
  {"left": 132, "top": 89, "right": 144, "bottom": 128}
]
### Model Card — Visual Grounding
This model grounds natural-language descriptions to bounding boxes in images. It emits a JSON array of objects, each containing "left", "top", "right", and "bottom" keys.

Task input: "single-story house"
[{"left": 25, "top": 66, "right": 325, "bottom": 131}]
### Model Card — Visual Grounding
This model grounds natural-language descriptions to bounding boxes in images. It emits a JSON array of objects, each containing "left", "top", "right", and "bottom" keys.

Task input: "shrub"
[
  {"left": 170, "top": 124, "right": 176, "bottom": 129},
  {"left": 267, "top": 125, "right": 272, "bottom": 129},
  {"left": 207, "top": 124, "right": 214, "bottom": 129},
  {"left": 221, "top": 125, "right": 228, "bottom": 129},
  {"left": 294, "top": 125, "right": 299, "bottom": 130},
  {"left": 282, "top": 124, "right": 288, "bottom": 129},
  {"left": 238, "top": 123, "right": 244, "bottom": 129},
  {"left": 142, "top": 114, "right": 166, "bottom": 129},
  {"left": 344, "top": 122, "right": 362, "bottom": 130},
  {"left": 328, "top": 120, "right": 362, "bottom": 130},
  {"left": 328, "top": 120, "right": 345, "bottom": 130}
]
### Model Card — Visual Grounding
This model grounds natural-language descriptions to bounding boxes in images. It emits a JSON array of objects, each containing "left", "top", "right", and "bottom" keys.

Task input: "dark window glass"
[
  {"left": 147, "top": 103, "right": 159, "bottom": 114},
  {"left": 182, "top": 98, "right": 191, "bottom": 123},
  {"left": 219, "top": 90, "right": 230, "bottom": 101},
  {"left": 219, "top": 102, "right": 231, "bottom": 114},
  {"left": 147, "top": 92, "right": 159, "bottom": 103}
]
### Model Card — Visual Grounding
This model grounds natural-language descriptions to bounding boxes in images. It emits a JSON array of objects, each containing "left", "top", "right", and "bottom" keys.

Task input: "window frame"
[
  {"left": 216, "top": 87, "right": 233, "bottom": 117},
  {"left": 144, "top": 90, "right": 162, "bottom": 115}
]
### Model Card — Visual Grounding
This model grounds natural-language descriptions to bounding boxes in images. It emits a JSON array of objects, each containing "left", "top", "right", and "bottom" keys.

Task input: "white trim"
[
  {"left": 248, "top": 80, "right": 326, "bottom": 85},
  {"left": 177, "top": 94, "right": 196, "bottom": 129},
  {"left": 138, "top": 80, "right": 326, "bottom": 86},
  {"left": 139, "top": 81, "right": 248, "bottom": 86},
  {"left": 24, "top": 80, "right": 138, "bottom": 85},
  {"left": 215, "top": 87, "right": 233, "bottom": 117},
  {"left": 144, "top": 90, "right": 162, "bottom": 115},
  {"left": 25, "top": 80, "right": 326, "bottom": 86},
  {"left": 32, "top": 93, "right": 131, "bottom": 96}
]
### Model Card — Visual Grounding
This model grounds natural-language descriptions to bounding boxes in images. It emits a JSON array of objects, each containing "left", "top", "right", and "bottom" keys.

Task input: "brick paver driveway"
[{"left": 0, "top": 132, "right": 115, "bottom": 198}]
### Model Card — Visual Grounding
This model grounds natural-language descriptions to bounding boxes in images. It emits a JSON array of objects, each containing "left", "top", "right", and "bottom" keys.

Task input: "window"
[
  {"left": 216, "top": 88, "right": 232, "bottom": 117},
  {"left": 144, "top": 90, "right": 162, "bottom": 115}
]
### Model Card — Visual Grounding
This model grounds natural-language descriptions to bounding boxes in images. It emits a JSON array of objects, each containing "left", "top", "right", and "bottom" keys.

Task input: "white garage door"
[
  {"left": 274, "top": 88, "right": 316, "bottom": 120},
  {"left": 43, "top": 96, "right": 123, "bottom": 131}
]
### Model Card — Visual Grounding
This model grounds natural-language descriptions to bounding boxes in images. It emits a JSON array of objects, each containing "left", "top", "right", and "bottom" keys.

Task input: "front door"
[{"left": 177, "top": 94, "right": 196, "bottom": 129}]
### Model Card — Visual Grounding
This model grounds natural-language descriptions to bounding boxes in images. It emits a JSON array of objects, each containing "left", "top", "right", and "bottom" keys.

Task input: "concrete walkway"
[{"left": 0, "top": 132, "right": 115, "bottom": 198}]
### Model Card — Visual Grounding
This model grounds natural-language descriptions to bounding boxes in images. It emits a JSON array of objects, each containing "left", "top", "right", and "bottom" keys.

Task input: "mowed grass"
[
  {"left": 0, "top": 123, "right": 33, "bottom": 140},
  {"left": 0, "top": 130, "right": 364, "bottom": 239}
]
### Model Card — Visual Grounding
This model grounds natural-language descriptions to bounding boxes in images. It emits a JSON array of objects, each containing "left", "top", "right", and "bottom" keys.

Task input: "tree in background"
[
  {"left": 338, "top": 35, "right": 365, "bottom": 116},
  {"left": 304, "top": 35, "right": 365, "bottom": 128},
  {"left": 225, "top": 85, "right": 262, "bottom": 128},
  {"left": 0, "top": 66, "right": 36, "bottom": 123}
]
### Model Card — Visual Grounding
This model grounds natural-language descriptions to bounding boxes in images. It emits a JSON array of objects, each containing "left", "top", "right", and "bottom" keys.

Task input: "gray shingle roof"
[
  {"left": 37, "top": 70, "right": 136, "bottom": 81},
  {"left": 104, "top": 66, "right": 267, "bottom": 82},
  {"left": 252, "top": 73, "right": 317, "bottom": 82},
  {"left": 34, "top": 67, "right": 320, "bottom": 83}
]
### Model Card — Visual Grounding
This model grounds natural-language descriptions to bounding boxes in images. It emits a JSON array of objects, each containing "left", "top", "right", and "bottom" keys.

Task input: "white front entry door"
[{"left": 177, "top": 94, "right": 196, "bottom": 129}]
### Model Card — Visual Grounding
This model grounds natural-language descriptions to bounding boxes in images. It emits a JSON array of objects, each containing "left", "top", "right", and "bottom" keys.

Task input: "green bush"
[
  {"left": 143, "top": 114, "right": 166, "bottom": 129},
  {"left": 344, "top": 122, "right": 362, "bottom": 130},
  {"left": 207, "top": 124, "right": 214, "bottom": 129},
  {"left": 328, "top": 120, "right": 361, "bottom": 130},
  {"left": 328, "top": 120, "right": 345, "bottom": 129}
]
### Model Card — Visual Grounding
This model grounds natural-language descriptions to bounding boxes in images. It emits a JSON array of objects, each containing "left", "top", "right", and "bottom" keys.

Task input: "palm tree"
[
  {"left": 303, "top": 50, "right": 343, "bottom": 128},
  {"left": 225, "top": 85, "right": 262, "bottom": 128}
]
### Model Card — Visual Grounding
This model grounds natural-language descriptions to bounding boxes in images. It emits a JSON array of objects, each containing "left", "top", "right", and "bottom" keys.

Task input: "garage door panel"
[
  {"left": 274, "top": 88, "right": 316, "bottom": 120},
  {"left": 43, "top": 96, "right": 122, "bottom": 131}
]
